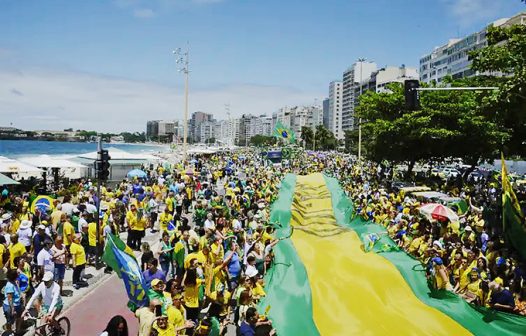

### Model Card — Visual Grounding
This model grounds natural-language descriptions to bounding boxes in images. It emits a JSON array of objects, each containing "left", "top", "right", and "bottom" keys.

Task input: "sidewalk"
[{"left": 0, "top": 230, "right": 161, "bottom": 327}]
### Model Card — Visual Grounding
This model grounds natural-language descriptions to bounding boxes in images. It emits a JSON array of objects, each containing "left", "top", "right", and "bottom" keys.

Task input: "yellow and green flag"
[
  {"left": 273, "top": 121, "right": 296, "bottom": 143},
  {"left": 501, "top": 154, "right": 526, "bottom": 260},
  {"left": 260, "top": 173, "right": 526, "bottom": 335}
]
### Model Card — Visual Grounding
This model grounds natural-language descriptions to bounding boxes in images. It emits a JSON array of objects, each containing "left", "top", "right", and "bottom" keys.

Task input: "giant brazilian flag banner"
[
  {"left": 260, "top": 173, "right": 526, "bottom": 335},
  {"left": 501, "top": 155, "right": 526, "bottom": 260}
]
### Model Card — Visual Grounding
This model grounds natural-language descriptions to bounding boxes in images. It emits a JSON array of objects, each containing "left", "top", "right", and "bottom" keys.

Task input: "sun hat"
[{"left": 20, "top": 220, "right": 32, "bottom": 229}]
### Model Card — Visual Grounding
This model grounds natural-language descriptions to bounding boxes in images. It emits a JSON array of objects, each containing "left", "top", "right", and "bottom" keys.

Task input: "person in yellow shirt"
[
  {"left": 158, "top": 208, "right": 173, "bottom": 233},
  {"left": 151, "top": 315, "right": 176, "bottom": 336},
  {"left": 70, "top": 234, "right": 87, "bottom": 289},
  {"left": 126, "top": 205, "right": 147, "bottom": 250},
  {"left": 8, "top": 234, "right": 26, "bottom": 269},
  {"left": 87, "top": 221, "right": 98, "bottom": 263},
  {"left": 183, "top": 268, "right": 205, "bottom": 321},
  {"left": 166, "top": 293, "right": 194, "bottom": 333}
]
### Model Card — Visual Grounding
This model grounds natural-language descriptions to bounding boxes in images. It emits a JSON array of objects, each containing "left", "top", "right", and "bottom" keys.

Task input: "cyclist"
[{"left": 22, "top": 271, "right": 63, "bottom": 325}]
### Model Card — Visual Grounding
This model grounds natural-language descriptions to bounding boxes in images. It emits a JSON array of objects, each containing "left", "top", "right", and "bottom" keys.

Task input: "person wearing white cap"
[
  {"left": 16, "top": 220, "right": 32, "bottom": 250},
  {"left": 23, "top": 271, "right": 63, "bottom": 325}
]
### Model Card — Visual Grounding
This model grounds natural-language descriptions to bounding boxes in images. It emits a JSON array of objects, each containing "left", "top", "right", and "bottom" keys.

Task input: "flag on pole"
[
  {"left": 273, "top": 121, "right": 296, "bottom": 143},
  {"left": 102, "top": 234, "right": 148, "bottom": 309},
  {"left": 501, "top": 154, "right": 526, "bottom": 259}
]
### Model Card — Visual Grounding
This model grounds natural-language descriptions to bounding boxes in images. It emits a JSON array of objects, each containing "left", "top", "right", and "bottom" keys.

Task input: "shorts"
[
  {"left": 54, "top": 264, "right": 66, "bottom": 280},
  {"left": 42, "top": 297, "right": 63, "bottom": 315},
  {"left": 3, "top": 303, "right": 22, "bottom": 324}
]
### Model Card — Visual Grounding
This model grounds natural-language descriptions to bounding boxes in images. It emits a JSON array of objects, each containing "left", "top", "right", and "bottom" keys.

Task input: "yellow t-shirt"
[
  {"left": 63, "top": 222, "right": 75, "bottom": 246},
  {"left": 88, "top": 222, "right": 97, "bottom": 247},
  {"left": 0, "top": 244, "right": 5, "bottom": 267},
  {"left": 70, "top": 242, "right": 86, "bottom": 266},
  {"left": 159, "top": 213, "right": 173, "bottom": 232},
  {"left": 9, "top": 242, "right": 26, "bottom": 268},
  {"left": 183, "top": 279, "right": 204, "bottom": 308},
  {"left": 166, "top": 305, "right": 185, "bottom": 329},
  {"left": 152, "top": 322, "right": 176, "bottom": 336}
]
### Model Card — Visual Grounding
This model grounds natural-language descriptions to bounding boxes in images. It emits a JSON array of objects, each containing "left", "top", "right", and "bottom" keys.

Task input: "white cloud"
[
  {"left": 133, "top": 8, "right": 156, "bottom": 18},
  {"left": 0, "top": 69, "right": 321, "bottom": 133},
  {"left": 444, "top": 0, "right": 505, "bottom": 27}
]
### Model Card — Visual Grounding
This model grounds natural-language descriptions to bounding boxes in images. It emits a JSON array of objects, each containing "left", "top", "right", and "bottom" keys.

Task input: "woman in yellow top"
[
  {"left": 69, "top": 234, "right": 87, "bottom": 289},
  {"left": 182, "top": 268, "right": 204, "bottom": 322}
]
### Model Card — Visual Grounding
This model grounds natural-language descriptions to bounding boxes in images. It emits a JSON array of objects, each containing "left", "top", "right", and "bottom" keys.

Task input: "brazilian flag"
[
  {"left": 260, "top": 173, "right": 526, "bottom": 335},
  {"left": 501, "top": 154, "right": 526, "bottom": 260},
  {"left": 273, "top": 121, "right": 296, "bottom": 143}
]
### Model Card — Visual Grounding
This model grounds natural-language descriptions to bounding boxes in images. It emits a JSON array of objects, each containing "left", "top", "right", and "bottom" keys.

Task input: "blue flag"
[{"left": 103, "top": 234, "right": 148, "bottom": 308}]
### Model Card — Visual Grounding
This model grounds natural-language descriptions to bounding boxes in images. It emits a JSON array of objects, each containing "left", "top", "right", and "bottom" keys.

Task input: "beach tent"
[
  {"left": 18, "top": 155, "right": 87, "bottom": 169},
  {"left": 0, "top": 156, "right": 42, "bottom": 174},
  {"left": 0, "top": 173, "right": 20, "bottom": 186}
]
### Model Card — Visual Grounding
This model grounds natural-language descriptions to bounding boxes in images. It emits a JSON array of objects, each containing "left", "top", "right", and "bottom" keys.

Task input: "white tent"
[
  {"left": 18, "top": 155, "right": 87, "bottom": 180},
  {"left": 77, "top": 147, "right": 160, "bottom": 161},
  {"left": 0, "top": 156, "right": 43, "bottom": 174},
  {"left": 18, "top": 155, "right": 87, "bottom": 169}
]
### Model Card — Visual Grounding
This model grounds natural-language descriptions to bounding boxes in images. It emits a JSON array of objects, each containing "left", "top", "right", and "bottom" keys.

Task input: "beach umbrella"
[
  {"left": 31, "top": 195, "right": 55, "bottom": 214},
  {"left": 127, "top": 169, "right": 147, "bottom": 179},
  {"left": 419, "top": 203, "right": 459, "bottom": 223}
]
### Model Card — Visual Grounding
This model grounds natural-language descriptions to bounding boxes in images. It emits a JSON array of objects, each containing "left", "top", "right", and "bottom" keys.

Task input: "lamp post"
[
  {"left": 173, "top": 44, "right": 190, "bottom": 165},
  {"left": 357, "top": 57, "right": 366, "bottom": 163}
]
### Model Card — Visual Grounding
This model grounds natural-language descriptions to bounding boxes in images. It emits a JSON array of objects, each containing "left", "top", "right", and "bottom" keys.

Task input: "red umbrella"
[{"left": 419, "top": 203, "right": 459, "bottom": 222}]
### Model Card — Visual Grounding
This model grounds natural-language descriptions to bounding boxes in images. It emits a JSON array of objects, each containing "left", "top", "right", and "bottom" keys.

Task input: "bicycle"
[{"left": 14, "top": 311, "right": 71, "bottom": 336}]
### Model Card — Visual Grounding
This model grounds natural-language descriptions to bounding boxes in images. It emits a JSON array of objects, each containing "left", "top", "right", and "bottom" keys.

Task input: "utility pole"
[
  {"left": 173, "top": 44, "right": 190, "bottom": 165},
  {"left": 357, "top": 58, "right": 366, "bottom": 163}
]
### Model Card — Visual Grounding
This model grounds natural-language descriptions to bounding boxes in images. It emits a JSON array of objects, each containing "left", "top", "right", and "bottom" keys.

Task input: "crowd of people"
[
  {"left": 1, "top": 148, "right": 526, "bottom": 335},
  {"left": 0, "top": 151, "right": 286, "bottom": 335},
  {"left": 321, "top": 155, "right": 526, "bottom": 316}
]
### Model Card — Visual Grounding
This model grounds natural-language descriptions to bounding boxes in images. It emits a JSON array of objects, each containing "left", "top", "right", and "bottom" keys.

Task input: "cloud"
[
  {"left": 10, "top": 88, "right": 23, "bottom": 96},
  {"left": 0, "top": 69, "right": 321, "bottom": 132},
  {"left": 133, "top": 8, "right": 155, "bottom": 18},
  {"left": 443, "top": 0, "right": 505, "bottom": 27}
]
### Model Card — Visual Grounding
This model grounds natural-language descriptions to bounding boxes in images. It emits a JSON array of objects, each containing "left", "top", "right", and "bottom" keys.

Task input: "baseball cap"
[
  {"left": 37, "top": 224, "right": 46, "bottom": 230},
  {"left": 431, "top": 257, "right": 444, "bottom": 266},
  {"left": 42, "top": 271, "right": 54, "bottom": 282},
  {"left": 151, "top": 279, "right": 163, "bottom": 287}
]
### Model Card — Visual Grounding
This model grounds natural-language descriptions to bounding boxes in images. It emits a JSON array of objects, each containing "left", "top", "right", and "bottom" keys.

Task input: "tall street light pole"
[
  {"left": 173, "top": 44, "right": 190, "bottom": 165},
  {"left": 357, "top": 57, "right": 366, "bottom": 163}
]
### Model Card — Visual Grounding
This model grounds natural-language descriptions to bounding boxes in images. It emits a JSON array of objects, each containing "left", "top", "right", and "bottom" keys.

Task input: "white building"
[
  {"left": 199, "top": 121, "right": 215, "bottom": 143},
  {"left": 419, "top": 11, "right": 526, "bottom": 84},
  {"left": 275, "top": 105, "right": 322, "bottom": 140},
  {"left": 342, "top": 60, "right": 377, "bottom": 131},
  {"left": 328, "top": 81, "right": 343, "bottom": 140}
]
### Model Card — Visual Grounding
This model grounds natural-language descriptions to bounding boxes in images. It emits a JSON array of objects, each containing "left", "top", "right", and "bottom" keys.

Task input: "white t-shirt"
[
  {"left": 61, "top": 203, "right": 75, "bottom": 216},
  {"left": 26, "top": 281, "right": 61, "bottom": 313},
  {"left": 37, "top": 248, "right": 55, "bottom": 273},
  {"left": 78, "top": 217, "right": 88, "bottom": 233},
  {"left": 17, "top": 227, "right": 32, "bottom": 247},
  {"left": 204, "top": 219, "right": 215, "bottom": 230}
]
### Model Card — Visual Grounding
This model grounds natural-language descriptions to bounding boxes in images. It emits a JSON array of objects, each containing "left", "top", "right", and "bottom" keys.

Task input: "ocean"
[{"left": 0, "top": 140, "right": 168, "bottom": 158}]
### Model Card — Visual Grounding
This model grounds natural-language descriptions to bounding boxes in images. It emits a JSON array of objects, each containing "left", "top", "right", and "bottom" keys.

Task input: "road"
[{"left": 65, "top": 274, "right": 139, "bottom": 335}]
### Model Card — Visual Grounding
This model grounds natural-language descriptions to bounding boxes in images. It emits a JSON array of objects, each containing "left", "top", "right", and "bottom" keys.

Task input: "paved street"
[{"left": 65, "top": 274, "right": 139, "bottom": 335}]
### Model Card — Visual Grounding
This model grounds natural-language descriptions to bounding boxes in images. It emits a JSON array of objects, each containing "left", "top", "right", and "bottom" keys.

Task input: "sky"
[{"left": 0, "top": 0, "right": 524, "bottom": 132}]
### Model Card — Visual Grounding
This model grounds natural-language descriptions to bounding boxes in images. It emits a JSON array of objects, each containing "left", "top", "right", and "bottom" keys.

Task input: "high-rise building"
[
  {"left": 275, "top": 105, "right": 322, "bottom": 140},
  {"left": 322, "top": 98, "right": 330, "bottom": 129},
  {"left": 419, "top": 12, "right": 526, "bottom": 84},
  {"left": 342, "top": 61, "right": 377, "bottom": 132},
  {"left": 146, "top": 120, "right": 180, "bottom": 142},
  {"left": 190, "top": 111, "right": 214, "bottom": 143},
  {"left": 328, "top": 81, "right": 343, "bottom": 139},
  {"left": 146, "top": 120, "right": 159, "bottom": 141}
]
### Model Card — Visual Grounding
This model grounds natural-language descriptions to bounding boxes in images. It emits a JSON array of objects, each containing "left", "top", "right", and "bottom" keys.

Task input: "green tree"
[
  {"left": 300, "top": 126, "right": 314, "bottom": 148},
  {"left": 313, "top": 125, "right": 337, "bottom": 150},
  {"left": 250, "top": 135, "right": 276, "bottom": 147},
  {"left": 356, "top": 82, "right": 507, "bottom": 176},
  {"left": 470, "top": 23, "right": 526, "bottom": 157}
]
